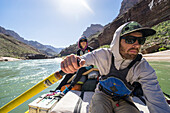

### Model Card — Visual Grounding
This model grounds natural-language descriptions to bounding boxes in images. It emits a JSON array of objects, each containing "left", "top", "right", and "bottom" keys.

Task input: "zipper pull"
[{"left": 116, "top": 101, "right": 120, "bottom": 107}]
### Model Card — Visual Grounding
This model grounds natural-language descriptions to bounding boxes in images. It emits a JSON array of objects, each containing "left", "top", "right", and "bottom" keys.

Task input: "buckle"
[{"left": 112, "top": 96, "right": 121, "bottom": 101}]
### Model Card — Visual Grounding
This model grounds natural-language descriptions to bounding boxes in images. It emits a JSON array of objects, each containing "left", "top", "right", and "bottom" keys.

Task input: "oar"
[
  {"left": 0, "top": 70, "right": 65, "bottom": 113},
  {"left": 63, "top": 67, "right": 88, "bottom": 94},
  {"left": 67, "top": 68, "right": 99, "bottom": 83}
]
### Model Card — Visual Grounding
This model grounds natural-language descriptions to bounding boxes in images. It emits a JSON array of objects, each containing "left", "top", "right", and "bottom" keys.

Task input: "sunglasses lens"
[
  {"left": 138, "top": 38, "right": 146, "bottom": 45},
  {"left": 80, "top": 39, "right": 86, "bottom": 42},
  {"left": 125, "top": 37, "right": 136, "bottom": 44}
]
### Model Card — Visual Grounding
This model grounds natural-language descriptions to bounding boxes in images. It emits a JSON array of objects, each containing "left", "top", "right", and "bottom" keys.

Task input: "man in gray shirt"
[{"left": 61, "top": 21, "right": 170, "bottom": 113}]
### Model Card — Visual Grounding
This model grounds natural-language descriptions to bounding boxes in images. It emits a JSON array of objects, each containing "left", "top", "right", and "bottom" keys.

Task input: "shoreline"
[
  {"left": 0, "top": 57, "right": 22, "bottom": 62},
  {"left": 0, "top": 50, "right": 169, "bottom": 62},
  {"left": 143, "top": 50, "right": 170, "bottom": 62}
]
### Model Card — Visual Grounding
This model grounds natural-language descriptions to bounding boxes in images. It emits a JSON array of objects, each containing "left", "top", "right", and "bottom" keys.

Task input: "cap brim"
[{"left": 121, "top": 27, "right": 156, "bottom": 37}]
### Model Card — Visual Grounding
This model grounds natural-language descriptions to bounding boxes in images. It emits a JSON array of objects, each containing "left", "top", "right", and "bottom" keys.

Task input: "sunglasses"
[
  {"left": 121, "top": 36, "right": 146, "bottom": 45},
  {"left": 80, "top": 39, "right": 87, "bottom": 42}
]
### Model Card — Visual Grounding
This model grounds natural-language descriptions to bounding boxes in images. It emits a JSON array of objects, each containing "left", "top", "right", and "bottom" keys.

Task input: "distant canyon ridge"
[{"left": 0, "top": 26, "right": 63, "bottom": 57}]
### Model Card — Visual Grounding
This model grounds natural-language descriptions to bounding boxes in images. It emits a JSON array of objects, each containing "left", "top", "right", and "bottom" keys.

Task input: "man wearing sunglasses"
[{"left": 60, "top": 21, "right": 170, "bottom": 113}]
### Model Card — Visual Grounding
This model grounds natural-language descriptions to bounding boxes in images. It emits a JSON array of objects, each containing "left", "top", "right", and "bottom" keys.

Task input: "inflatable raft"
[{"left": 26, "top": 68, "right": 158, "bottom": 113}]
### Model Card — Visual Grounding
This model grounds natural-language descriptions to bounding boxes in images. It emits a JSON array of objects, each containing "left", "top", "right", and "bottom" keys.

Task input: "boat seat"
[{"left": 51, "top": 90, "right": 94, "bottom": 113}]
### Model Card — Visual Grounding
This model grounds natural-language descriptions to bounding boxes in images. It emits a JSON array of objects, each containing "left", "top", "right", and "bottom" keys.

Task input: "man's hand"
[{"left": 61, "top": 54, "right": 85, "bottom": 74}]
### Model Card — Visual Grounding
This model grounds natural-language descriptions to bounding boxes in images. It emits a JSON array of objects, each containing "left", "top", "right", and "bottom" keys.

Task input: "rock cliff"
[
  {"left": 119, "top": 0, "right": 141, "bottom": 16},
  {"left": 82, "top": 24, "right": 104, "bottom": 38},
  {"left": 97, "top": 0, "right": 170, "bottom": 47},
  {"left": 60, "top": 0, "right": 170, "bottom": 56}
]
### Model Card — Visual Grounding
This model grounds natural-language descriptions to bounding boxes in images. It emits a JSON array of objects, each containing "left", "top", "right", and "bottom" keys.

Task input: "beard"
[{"left": 119, "top": 46, "right": 139, "bottom": 60}]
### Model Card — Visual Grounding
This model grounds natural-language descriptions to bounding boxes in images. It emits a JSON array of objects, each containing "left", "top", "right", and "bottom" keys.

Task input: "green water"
[
  {"left": 148, "top": 61, "right": 170, "bottom": 94},
  {"left": 0, "top": 59, "right": 169, "bottom": 113},
  {"left": 0, "top": 58, "right": 63, "bottom": 113}
]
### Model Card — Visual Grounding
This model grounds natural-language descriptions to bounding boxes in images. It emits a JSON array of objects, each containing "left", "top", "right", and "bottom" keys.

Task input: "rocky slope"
[
  {"left": 0, "top": 26, "right": 60, "bottom": 56},
  {"left": 97, "top": 0, "right": 170, "bottom": 47},
  {"left": 82, "top": 24, "right": 104, "bottom": 38},
  {"left": 118, "top": 0, "right": 140, "bottom": 16},
  {"left": 25, "top": 40, "right": 58, "bottom": 56},
  {"left": 45, "top": 45, "right": 63, "bottom": 54},
  {"left": 60, "top": 0, "right": 170, "bottom": 56},
  {"left": 141, "top": 20, "right": 170, "bottom": 54},
  {"left": 0, "top": 33, "right": 41, "bottom": 58}
]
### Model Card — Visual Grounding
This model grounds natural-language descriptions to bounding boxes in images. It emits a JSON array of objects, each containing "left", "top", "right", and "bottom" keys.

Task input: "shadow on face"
[
  {"left": 80, "top": 41, "right": 87, "bottom": 49},
  {"left": 119, "top": 32, "right": 143, "bottom": 59}
]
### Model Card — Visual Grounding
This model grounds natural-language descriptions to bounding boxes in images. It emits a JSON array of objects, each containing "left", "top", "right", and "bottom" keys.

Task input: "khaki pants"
[{"left": 89, "top": 92, "right": 140, "bottom": 113}]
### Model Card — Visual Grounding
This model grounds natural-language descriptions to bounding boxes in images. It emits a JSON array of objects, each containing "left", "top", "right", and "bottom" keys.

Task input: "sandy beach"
[
  {"left": 143, "top": 50, "right": 170, "bottom": 61},
  {"left": 0, "top": 57, "right": 21, "bottom": 61}
]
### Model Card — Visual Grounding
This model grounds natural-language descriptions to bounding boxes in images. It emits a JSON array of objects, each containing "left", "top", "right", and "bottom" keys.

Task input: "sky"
[{"left": 0, "top": 0, "right": 123, "bottom": 48}]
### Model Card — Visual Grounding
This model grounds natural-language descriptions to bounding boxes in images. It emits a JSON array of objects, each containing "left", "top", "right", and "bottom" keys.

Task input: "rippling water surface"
[{"left": 0, "top": 58, "right": 63, "bottom": 113}]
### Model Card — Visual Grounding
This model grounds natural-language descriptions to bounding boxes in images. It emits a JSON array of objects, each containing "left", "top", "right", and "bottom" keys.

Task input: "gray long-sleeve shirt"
[{"left": 80, "top": 22, "right": 170, "bottom": 113}]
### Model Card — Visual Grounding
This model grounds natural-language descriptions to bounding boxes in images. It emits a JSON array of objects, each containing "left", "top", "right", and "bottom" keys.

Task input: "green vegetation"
[
  {"left": 99, "top": 45, "right": 110, "bottom": 48},
  {"left": 149, "top": 61, "right": 170, "bottom": 94},
  {"left": 143, "top": 20, "right": 170, "bottom": 51},
  {"left": 159, "top": 47, "right": 167, "bottom": 51},
  {"left": 0, "top": 33, "right": 40, "bottom": 58},
  {"left": 150, "top": 20, "right": 170, "bottom": 39}
]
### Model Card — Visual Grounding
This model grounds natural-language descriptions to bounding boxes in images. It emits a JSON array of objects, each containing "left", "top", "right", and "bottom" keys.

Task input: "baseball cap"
[{"left": 120, "top": 21, "right": 156, "bottom": 37}]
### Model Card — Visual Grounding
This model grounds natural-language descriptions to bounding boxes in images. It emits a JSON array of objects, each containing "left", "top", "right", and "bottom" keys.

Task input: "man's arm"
[
  {"left": 135, "top": 61, "right": 170, "bottom": 113},
  {"left": 61, "top": 49, "right": 100, "bottom": 74},
  {"left": 61, "top": 48, "right": 112, "bottom": 76},
  {"left": 61, "top": 54, "right": 85, "bottom": 74}
]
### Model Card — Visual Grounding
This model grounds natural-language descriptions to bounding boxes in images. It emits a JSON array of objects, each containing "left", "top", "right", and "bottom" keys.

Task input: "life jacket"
[
  {"left": 79, "top": 49, "right": 89, "bottom": 56},
  {"left": 77, "top": 46, "right": 93, "bottom": 56},
  {"left": 99, "top": 54, "right": 142, "bottom": 98}
]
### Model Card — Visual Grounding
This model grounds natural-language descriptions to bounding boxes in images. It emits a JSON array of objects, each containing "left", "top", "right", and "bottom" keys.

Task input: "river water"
[{"left": 0, "top": 58, "right": 63, "bottom": 113}]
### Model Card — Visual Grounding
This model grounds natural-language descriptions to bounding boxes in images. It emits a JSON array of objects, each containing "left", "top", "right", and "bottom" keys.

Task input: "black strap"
[
  {"left": 127, "top": 54, "right": 142, "bottom": 69},
  {"left": 112, "top": 54, "right": 142, "bottom": 70},
  {"left": 163, "top": 92, "right": 170, "bottom": 98},
  {"left": 68, "top": 67, "right": 88, "bottom": 90},
  {"left": 80, "top": 91, "right": 85, "bottom": 99},
  {"left": 131, "top": 82, "right": 146, "bottom": 105},
  {"left": 112, "top": 54, "right": 142, "bottom": 69},
  {"left": 138, "top": 96, "right": 146, "bottom": 105}
]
